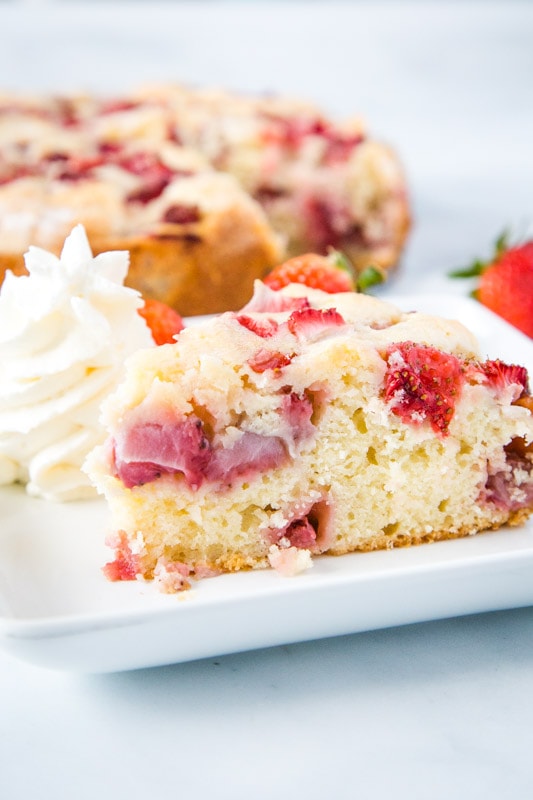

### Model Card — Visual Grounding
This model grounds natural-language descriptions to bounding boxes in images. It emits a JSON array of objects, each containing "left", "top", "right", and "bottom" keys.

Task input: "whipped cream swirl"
[{"left": 0, "top": 225, "right": 155, "bottom": 500}]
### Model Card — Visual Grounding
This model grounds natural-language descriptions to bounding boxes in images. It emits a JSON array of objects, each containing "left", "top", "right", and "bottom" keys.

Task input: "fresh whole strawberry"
[
  {"left": 264, "top": 250, "right": 385, "bottom": 294},
  {"left": 138, "top": 297, "right": 184, "bottom": 345},
  {"left": 451, "top": 232, "right": 533, "bottom": 338}
]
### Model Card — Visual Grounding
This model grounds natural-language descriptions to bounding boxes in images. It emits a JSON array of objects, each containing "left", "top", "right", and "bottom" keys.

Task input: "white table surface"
[{"left": 1, "top": 2, "right": 533, "bottom": 798}]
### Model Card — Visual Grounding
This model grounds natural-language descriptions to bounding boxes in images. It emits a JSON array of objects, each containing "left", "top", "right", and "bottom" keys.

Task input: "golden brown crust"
[
  {"left": 141, "top": 512, "right": 532, "bottom": 576},
  {"left": 0, "top": 203, "right": 282, "bottom": 316},
  {"left": 92, "top": 203, "right": 281, "bottom": 316}
]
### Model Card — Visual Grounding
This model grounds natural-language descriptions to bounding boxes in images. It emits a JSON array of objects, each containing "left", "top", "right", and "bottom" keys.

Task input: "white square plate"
[{"left": 1, "top": 294, "right": 532, "bottom": 673}]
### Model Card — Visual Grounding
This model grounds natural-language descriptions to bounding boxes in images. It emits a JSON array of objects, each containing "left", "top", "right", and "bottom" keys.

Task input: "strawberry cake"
[
  {"left": 0, "top": 83, "right": 409, "bottom": 314},
  {"left": 130, "top": 83, "right": 410, "bottom": 271},
  {"left": 0, "top": 121, "right": 281, "bottom": 316},
  {"left": 85, "top": 281, "right": 533, "bottom": 592}
]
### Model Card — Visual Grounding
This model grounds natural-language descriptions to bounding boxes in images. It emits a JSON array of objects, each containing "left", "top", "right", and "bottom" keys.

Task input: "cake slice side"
[{"left": 85, "top": 286, "right": 533, "bottom": 590}]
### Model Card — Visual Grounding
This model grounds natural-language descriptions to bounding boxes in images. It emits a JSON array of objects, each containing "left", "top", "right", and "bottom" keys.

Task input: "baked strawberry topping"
[
  {"left": 0, "top": 142, "right": 192, "bottom": 207},
  {"left": 56, "top": 155, "right": 106, "bottom": 181},
  {"left": 122, "top": 152, "right": 195, "bottom": 203},
  {"left": 239, "top": 282, "right": 310, "bottom": 314},
  {"left": 236, "top": 315, "right": 279, "bottom": 338},
  {"left": 122, "top": 152, "right": 176, "bottom": 204},
  {"left": 260, "top": 113, "right": 363, "bottom": 164},
  {"left": 384, "top": 342, "right": 465, "bottom": 434},
  {"left": 126, "top": 179, "right": 171, "bottom": 204},
  {"left": 261, "top": 114, "right": 329, "bottom": 148},
  {"left": 162, "top": 204, "right": 201, "bottom": 224},
  {"left": 287, "top": 306, "right": 346, "bottom": 339},
  {"left": 477, "top": 360, "right": 529, "bottom": 396},
  {"left": 254, "top": 185, "right": 287, "bottom": 204},
  {"left": 98, "top": 99, "right": 143, "bottom": 115}
]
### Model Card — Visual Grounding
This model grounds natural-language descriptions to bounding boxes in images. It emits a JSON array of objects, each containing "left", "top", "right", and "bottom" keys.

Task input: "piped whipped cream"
[{"left": 0, "top": 224, "right": 154, "bottom": 500}]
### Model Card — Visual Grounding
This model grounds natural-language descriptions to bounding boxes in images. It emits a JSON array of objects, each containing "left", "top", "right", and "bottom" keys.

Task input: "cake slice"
[{"left": 85, "top": 282, "right": 533, "bottom": 591}]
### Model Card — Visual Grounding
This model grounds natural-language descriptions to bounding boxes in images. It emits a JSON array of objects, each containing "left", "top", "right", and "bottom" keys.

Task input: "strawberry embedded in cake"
[{"left": 85, "top": 281, "right": 533, "bottom": 590}]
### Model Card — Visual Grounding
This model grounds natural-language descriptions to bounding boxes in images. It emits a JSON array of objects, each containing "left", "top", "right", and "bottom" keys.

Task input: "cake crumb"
[{"left": 268, "top": 544, "right": 313, "bottom": 577}]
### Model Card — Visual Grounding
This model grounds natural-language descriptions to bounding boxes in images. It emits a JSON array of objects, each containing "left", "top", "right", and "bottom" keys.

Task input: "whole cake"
[
  {"left": 130, "top": 84, "right": 410, "bottom": 271},
  {"left": 85, "top": 281, "right": 533, "bottom": 592},
  {"left": 0, "top": 84, "right": 409, "bottom": 314}
]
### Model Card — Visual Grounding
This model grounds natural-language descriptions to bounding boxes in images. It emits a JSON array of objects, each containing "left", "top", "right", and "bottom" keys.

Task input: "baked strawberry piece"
[{"left": 85, "top": 281, "right": 533, "bottom": 591}]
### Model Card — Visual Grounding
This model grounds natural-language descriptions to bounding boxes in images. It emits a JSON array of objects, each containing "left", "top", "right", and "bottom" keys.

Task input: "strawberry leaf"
[
  {"left": 328, "top": 249, "right": 353, "bottom": 274},
  {"left": 450, "top": 229, "right": 512, "bottom": 279},
  {"left": 356, "top": 264, "right": 386, "bottom": 292},
  {"left": 448, "top": 258, "right": 486, "bottom": 279},
  {"left": 494, "top": 229, "right": 510, "bottom": 259}
]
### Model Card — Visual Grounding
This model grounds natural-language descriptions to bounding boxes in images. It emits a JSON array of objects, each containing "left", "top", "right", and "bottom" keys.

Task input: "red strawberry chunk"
[
  {"left": 126, "top": 176, "right": 171, "bottom": 204},
  {"left": 323, "top": 131, "right": 365, "bottom": 164},
  {"left": 261, "top": 114, "right": 328, "bottom": 148},
  {"left": 248, "top": 348, "right": 292, "bottom": 373},
  {"left": 281, "top": 391, "right": 315, "bottom": 441},
  {"left": 113, "top": 418, "right": 298, "bottom": 490},
  {"left": 236, "top": 315, "right": 279, "bottom": 338},
  {"left": 103, "top": 531, "right": 140, "bottom": 581},
  {"left": 259, "top": 113, "right": 363, "bottom": 164},
  {"left": 98, "top": 99, "right": 142, "bottom": 115},
  {"left": 239, "top": 282, "right": 311, "bottom": 314},
  {"left": 206, "top": 432, "right": 286, "bottom": 483},
  {"left": 285, "top": 518, "right": 317, "bottom": 548},
  {"left": 477, "top": 359, "right": 529, "bottom": 396},
  {"left": 163, "top": 204, "right": 201, "bottom": 224},
  {"left": 58, "top": 155, "right": 106, "bottom": 181},
  {"left": 483, "top": 454, "right": 533, "bottom": 511},
  {"left": 302, "top": 196, "right": 346, "bottom": 253},
  {"left": 119, "top": 151, "right": 174, "bottom": 204},
  {"left": 384, "top": 342, "right": 465, "bottom": 434},
  {"left": 113, "top": 417, "right": 212, "bottom": 489},
  {"left": 112, "top": 387, "right": 317, "bottom": 491},
  {"left": 287, "top": 307, "right": 346, "bottom": 339}
]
